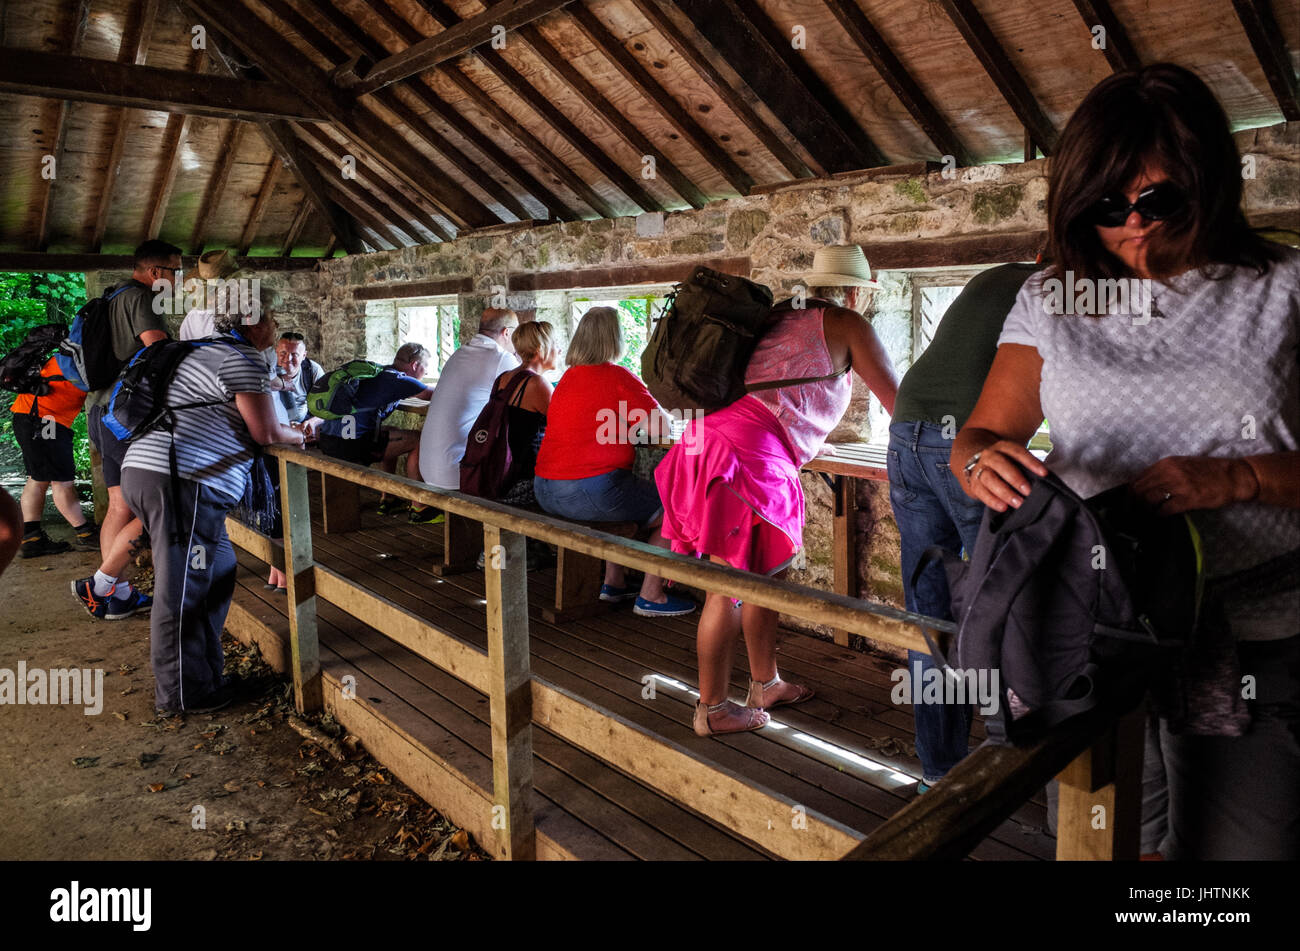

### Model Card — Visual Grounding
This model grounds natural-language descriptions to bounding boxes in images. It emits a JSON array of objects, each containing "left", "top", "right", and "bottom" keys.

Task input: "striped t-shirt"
[{"left": 122, "top": 340, "right": 270, "bottom": 502}]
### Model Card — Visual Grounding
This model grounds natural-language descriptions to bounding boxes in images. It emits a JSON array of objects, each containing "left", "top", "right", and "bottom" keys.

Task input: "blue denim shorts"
[{"left": 534, "top": 469, "right": 663, "bottom": 528}]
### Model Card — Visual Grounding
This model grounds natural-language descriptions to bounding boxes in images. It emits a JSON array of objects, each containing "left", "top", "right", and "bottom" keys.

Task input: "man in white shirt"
[{"left": 417, "top": 308, "right": 520, "bottom": 491}]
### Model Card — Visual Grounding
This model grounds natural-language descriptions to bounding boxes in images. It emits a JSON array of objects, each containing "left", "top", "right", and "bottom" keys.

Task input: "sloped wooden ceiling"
[{"left": 0, "top": 0, "right": 1295, "bottom": 261}]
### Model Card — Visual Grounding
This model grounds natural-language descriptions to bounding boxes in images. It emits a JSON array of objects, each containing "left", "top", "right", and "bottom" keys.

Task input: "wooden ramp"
[{"left": 226, "top": 493, "right": 1054, "bottom": 861}]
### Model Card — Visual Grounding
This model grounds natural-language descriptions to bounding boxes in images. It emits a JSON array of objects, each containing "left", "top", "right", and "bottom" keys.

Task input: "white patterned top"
[{"left": 999, "top": 248, "right": 1300, "bottom": 640}]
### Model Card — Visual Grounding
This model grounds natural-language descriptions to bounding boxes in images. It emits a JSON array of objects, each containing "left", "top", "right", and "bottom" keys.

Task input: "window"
[
  {"left": 568, "top": 286, "right": 671, "bottom": 373},
  {"left": 363, "top": 297, "right": 459, "bottom": 377}
]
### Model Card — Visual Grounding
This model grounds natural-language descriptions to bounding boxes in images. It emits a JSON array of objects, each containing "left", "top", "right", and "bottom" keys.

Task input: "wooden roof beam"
[
  {"left": 90, "top": 0, "right": 159, "bottom": 253},
  {"left": 295, "top": 123, "right": 453, "bottom": 241},
  {"left": 667, "top": 0, "right": 881, "bottom": 173},
  {"left": 1231, "top": 0, "right": 1300, "bottom": 121},
  {"left": 236, "top": 155, "right": 283, "bottom": 255},
  {"left": 280, "top": 202, "right": 313, "bottom": 257},
  {"left": 182, "top": 0, "right": 498, "bottom": 230},
  {"left": 188, "top": 120, "right": 247, "bottom": 255},
  {"left": 822, "top": 0, "right": 973, "bottom": 167},
  {"left": 196, "top": 23, "right": 365, "bottom": 255},
  {"left": 0, "top": 252, "right": 319, "bottom": 272},
  {"left": 626, "top": 0, "right": 812, "bottom": 180},
  {"left": 1068, "top": 0, "right": 1141, "bottom": 73},
  {"left": 937, "top": 0, "right": 1059, "bottom": 155},
  {"left": 32, "top": 0, "right": 91, "bottom": 252},
  {"left": 385, "top": 0, "right": 662, "bottom": 213},
  {"left": 565, "top": 3, "right": 753, "bottom": 194},
  {"left": 295, "top": 0, "right": 576, "bottom": 222},
  {"left": 0, "top": 49, "right": 327, "bottom": 122},
  {"left": 145, "top": 47, "right": 205, "bottom": 241},
  {"left": 515, "top": 23, "right": 709, "bottom": 208},
  {"left": 353, "top": 0, "right": 577, "bottom": 95}
]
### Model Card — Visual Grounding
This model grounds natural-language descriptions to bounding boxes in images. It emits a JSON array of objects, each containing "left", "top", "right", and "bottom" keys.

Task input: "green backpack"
[{"left": 306, "top": 359, "right": 382, "bottom": 421}]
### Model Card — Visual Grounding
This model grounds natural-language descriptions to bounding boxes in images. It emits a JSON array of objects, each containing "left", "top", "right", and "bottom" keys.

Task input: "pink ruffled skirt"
[{"left": 655, "top": 396, "right": 803, "bottom": 575}]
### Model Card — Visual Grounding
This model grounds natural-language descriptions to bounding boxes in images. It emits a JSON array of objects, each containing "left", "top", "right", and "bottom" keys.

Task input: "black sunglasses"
[{"left": 1088, "top": 182, "right": 1186, "bottom": 228}]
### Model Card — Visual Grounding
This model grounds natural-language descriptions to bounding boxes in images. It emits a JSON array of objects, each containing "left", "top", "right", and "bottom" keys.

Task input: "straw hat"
[
  {"left": 197, "top": 248, "right": 239, "bottom": 280},
  {"left": 802, "top": 244, "right": 880, "bottom": 288}
]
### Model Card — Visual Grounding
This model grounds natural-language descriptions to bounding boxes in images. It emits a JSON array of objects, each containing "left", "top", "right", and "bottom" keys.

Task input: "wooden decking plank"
[{"left": 307, "top": 523, "right": 1051, "bottom": 859}]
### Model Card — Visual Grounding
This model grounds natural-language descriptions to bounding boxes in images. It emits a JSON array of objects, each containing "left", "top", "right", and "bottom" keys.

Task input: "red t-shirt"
[
  {"left": 10, "top": 356, "right": 87, "bottom": 428},
  {"left": 535, "top": 364, "right": 660, "bottom": 480}
]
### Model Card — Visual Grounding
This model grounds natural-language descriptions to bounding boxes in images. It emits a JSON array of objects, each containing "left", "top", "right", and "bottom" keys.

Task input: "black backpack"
[
  {"left": 460, "top": 370, "right": 533, "bottom": 500},
  {"left": 57, "top": 283, "right": 138, "bottom": 391},
  {"left": 0, "top": 323, "right": 69, "bottom": 395},
  {"left": 920, "top": 470, "right": 1205, "bottom": 745},
  {"left": 641, "top": 267, "right": 846, "bottom": 414}
]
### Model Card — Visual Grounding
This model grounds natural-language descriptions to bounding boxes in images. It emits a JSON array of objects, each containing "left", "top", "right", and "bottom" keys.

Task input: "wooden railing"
[{"left": 225, "top": 446, "right": 1142, "bottom": 861}]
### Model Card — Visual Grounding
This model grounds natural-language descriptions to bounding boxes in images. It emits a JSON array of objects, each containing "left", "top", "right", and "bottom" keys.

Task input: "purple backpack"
[{"left": 459, "top": 370, "right": 533, "bottom": 499}]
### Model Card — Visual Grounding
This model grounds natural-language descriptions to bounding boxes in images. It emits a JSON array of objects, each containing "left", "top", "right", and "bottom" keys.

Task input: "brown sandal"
[
  {"left": 746, "top": 677, "right": 815, "bottom": 709},
  {"left": 694, "top": 700, "right": 770, "bottom": 737}
]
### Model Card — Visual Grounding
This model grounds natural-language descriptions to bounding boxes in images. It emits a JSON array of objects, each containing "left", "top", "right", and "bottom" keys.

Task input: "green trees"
[{"left": 1, "top": 272, "right": 91, "bottom": 480}]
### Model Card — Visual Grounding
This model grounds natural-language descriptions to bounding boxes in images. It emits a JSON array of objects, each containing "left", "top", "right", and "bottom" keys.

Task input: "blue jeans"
[
  {"left": 534, "top": 469, "right": 663, "bottom": 528},
  {"left": 887, "top": 420, "right": 984, "bottom": 784}
]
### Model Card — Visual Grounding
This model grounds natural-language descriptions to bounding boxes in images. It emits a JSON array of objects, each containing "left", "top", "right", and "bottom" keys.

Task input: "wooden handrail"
[{"left": 265, "top": 446, "right": 952, "bottom": 651}]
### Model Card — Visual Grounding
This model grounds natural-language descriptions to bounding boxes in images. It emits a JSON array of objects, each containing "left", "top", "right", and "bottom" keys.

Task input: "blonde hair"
[
  {"left": 512, "top": 320, "right": 554, "bottom": 363},
  {"left": 566, "top": 307, "right": 623, "bottom": 367},
  {"left": 806, "top": 285, "right": 874, "bottom": 313}
]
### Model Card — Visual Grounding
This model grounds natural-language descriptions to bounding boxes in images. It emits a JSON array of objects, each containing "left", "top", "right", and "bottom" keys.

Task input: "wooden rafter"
[
  {"left": 0, "top": 252, "right": 317, "bottom": 272},
  {"left": 196, "top": 23, "right": 365, "bottom": 255},
  {"left": 515, "top": 23, "right": 707, "bottom": 208},
  {"left": 822, "top": 0, "right": 973, "bottom": 167},
  {"left": 32, "top": 0, "right": 91, "bottom": 251},
  {"left": 627, "top": 0, "right": 811, "bottom": 180},
  {"left": 182, "top": 0, "right": 498, "bottom": 229},
  {"left": 280, "top": 202, "right": 313, "bottom": 256},
  {"left": 266, "top": 0, "right": 532, "bottom": 221},
  {"left": 0, "top": 49, "right": 327, "bottom": 122},
  {"left": 1068, "top": 0, "right": 1141, "bottom": 73},
  {"left": 90, "top": 0, "right": 160, "bottom": 252},
  {"left": 564, "top": 3, "right": 752, "bottom": 194},
  {"left": 237, "top": 155, "right": 283, "bottom": 255},
  {"left": 1231, "top": 0, "right": 1300, "bottom": 121},
  {"left": 353, "top": 0, "right": 577, "bottom": 95},
  {"left": 379, "top": 0, "right": 663, "bottom": 214},
  {"left": 145, "top": 47, "right": 205, "bottom": 241},
  {"left": 669, "top": 0, "right": 881, "bottom": 174},
  {"left": 308, "top": 165, "right": 411, "bottom": 249},
  {"left": 356, "top": 0, "right": 613, "bottom": 217},
  {"left": 937, "top": 0, "right": 1059, "bottom": 155},
  {"left": 189, "top": 120, "right": 248, "bottom": 255},
  {"left": 734, "top": 0, "right": 886, "bottom": 168},
  {"left": 295, "top": 122, "right": 452, "bottom": 242}
]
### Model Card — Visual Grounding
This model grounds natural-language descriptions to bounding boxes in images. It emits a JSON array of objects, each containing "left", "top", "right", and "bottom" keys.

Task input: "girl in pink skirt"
[{"left": 657, "top": 246, "right": 899, "bottom": 735}]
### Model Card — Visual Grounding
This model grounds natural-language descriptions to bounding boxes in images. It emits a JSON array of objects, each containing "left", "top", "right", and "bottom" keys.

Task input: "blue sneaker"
[
  {"left": 105, "top": 586, "right": 152, "bottom": 621},
  {"left": 599, "top": 584, "right": 638, "bottom": 603},
  {"left": 632, "top": 594, "right": 696, "bottom": 617},
  {"left": 917, "top": 780, "right": 932, "bottom": 795},
  {"left": 71, "top": 577, "right": 110, "bottom": 620}
]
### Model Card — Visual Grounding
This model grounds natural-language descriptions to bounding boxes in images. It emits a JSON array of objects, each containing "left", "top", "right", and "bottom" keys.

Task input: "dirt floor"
[{"left": 0, "top": 497, "right": 487, "bottom": 862}]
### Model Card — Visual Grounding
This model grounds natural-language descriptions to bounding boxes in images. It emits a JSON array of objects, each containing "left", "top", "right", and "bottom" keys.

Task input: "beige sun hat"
[
  {"left": 802, "top": 244, "right": 880, "bottom": 288},
  {"left": 197, "top": 248, "right": 239, "bottom": 280}
]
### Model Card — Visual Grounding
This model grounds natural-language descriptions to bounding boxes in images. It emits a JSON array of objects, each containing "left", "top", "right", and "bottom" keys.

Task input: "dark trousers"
[
  {"left": 121, "top": 467, "right": 237, "bottom": 712},
  {"left": 887, "top": 420, "right": 983, "bottom": 783}
]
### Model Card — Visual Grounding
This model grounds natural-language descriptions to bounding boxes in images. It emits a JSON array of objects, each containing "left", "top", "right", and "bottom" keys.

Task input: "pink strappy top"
[{"left": 743, "top": 306, "right": 852, "bottom": 467}]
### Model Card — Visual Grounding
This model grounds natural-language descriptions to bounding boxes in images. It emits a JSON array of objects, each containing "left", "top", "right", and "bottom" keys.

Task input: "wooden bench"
[{"left": 543, "top": 519, "right": 642, "bottom": 624}]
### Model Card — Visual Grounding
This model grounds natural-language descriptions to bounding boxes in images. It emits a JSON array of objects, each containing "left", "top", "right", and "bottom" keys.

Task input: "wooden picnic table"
[{"left": 803, "top": 443, "right": 888, "bottom": 646}]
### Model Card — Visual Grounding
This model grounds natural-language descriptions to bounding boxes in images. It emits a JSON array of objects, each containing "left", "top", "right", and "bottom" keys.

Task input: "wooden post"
[
  {"left": 281, "top": 458, "right": 323, "bottom": 713},
  {"left": 830, "top": 474, "right": 858, "bottom": 647},
  {"left": 319, "top": 471, "right": 361, "bottom": 533},
  {"left": 433, "top": 511, "right": 479, "bottom": 575},
  {"left": 90, "top": 446, "right": 108, "bottom": 526},
  {"left": 482, "top": 524, "right": 535, "bottom": 860},
  {"left": 1055, "top": 707, "right": 1144, "bottom": 860}
]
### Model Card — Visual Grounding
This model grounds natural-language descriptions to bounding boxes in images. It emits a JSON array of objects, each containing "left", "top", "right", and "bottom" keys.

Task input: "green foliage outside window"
[{"left": 0, "top": 272, "right": 91, "bottom": 480}]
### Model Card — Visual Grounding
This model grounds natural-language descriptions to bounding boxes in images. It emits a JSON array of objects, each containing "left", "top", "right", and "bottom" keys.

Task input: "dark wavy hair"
[{"left": 1046, "top": 63, "right": 1281, "bottom": 283}]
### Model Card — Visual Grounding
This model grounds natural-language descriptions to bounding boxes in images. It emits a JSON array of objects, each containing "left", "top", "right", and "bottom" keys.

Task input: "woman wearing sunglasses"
[{"left": 951, "top": 63, "right": 1300, "bottom": 859}]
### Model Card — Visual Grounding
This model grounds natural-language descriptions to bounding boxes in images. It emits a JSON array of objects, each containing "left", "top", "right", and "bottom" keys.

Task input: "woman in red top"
[
  {"left": 9, "top": 355, "right": 96, "bottom": 557},
  {"left": 534, "top": 307, "right": 694, "bottom": 617}
]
